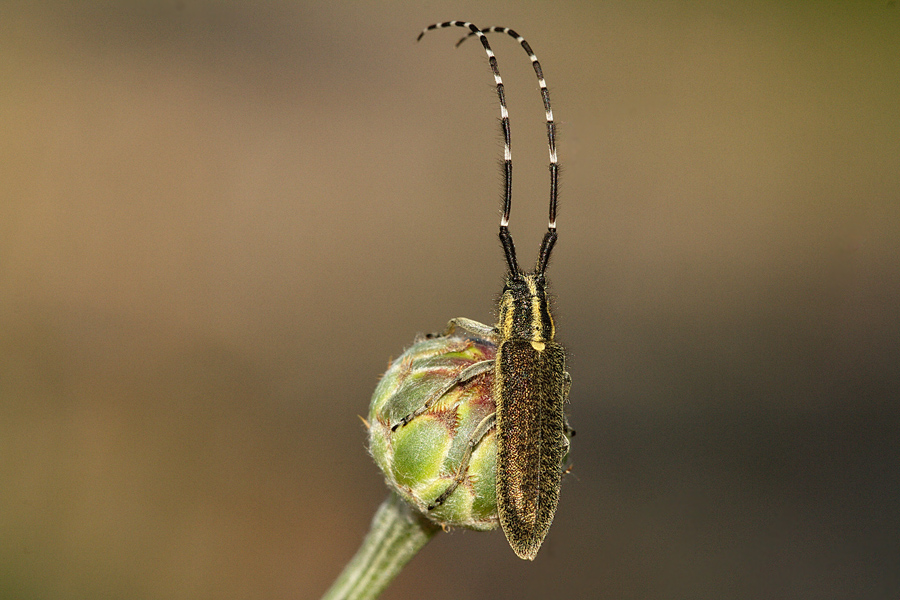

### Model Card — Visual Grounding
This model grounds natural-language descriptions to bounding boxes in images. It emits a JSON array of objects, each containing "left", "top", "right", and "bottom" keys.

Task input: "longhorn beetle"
[{"left": 391, "top": 21, "right": 571, "bottom": 561}]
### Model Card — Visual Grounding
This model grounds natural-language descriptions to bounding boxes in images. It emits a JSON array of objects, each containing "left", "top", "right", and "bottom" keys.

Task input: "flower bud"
[{"left": 368, "top": 335, "right": 499, "bottom": 531}]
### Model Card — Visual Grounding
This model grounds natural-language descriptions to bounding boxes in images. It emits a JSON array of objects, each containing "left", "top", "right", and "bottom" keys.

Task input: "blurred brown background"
[{"left": 2, "top": 2, "right": 898, "bottom": 599}]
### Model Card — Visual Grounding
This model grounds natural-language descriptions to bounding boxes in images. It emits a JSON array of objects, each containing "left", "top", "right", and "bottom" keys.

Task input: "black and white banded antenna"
[
  {"left": 456, "top": 27, "right": 559, "bottom": 244},
  {"left": 418, "top": 21, "right": 560, "bottom": 278}
]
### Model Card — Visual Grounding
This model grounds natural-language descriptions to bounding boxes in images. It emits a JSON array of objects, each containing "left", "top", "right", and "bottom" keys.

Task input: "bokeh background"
[{"left": 2, "top": 2, "right": 898, "bottom": 599}]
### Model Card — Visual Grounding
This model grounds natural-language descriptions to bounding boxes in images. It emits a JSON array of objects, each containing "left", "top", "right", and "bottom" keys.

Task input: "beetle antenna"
[
  {"left": 418, "top": 21, "right": 521, "bottom": 276},
  {"left": 455, "top": 26, "right": 559, "bottom": 275}
]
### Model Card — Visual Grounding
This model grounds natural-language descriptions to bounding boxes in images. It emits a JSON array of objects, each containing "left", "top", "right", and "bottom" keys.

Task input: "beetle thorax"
[{"left": 497, "top": 273, "right": 555, "bottom": 343}]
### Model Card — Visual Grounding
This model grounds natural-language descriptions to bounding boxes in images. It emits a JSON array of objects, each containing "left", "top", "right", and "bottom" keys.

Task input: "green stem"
[{"left": 321, "top": 493, "right": 441, "bottom": 600}]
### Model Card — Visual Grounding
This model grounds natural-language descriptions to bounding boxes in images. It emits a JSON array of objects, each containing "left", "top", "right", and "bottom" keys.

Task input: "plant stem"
[{"left": 321, "top": 493, "right": 441, "bottom": 600}]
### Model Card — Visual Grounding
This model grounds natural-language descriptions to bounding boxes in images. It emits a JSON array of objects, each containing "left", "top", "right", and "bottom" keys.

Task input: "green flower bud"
[{"left": 369, "top": 335, "right": 499, "bottom": 531}]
